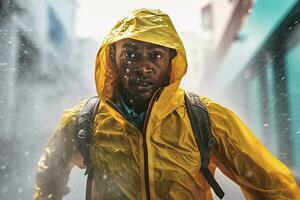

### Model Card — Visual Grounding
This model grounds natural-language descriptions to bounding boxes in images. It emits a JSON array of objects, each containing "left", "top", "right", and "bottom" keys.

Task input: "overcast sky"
[{"left": 75, "top": 0, "right": 209, "bottom": 40}]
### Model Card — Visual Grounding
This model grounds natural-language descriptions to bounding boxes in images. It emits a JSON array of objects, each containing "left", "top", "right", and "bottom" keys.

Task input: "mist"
[{"left": 1, "top": 0, "right": 299, "bottom": 199}]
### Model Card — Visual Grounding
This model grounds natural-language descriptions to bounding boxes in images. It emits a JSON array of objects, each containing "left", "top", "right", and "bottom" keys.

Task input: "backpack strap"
[
  {"left": 185, "top": 92, "right": 225, "bottom": 199},
  {"left": 76, "top": 96, "right": 101, "bottom": 200}
]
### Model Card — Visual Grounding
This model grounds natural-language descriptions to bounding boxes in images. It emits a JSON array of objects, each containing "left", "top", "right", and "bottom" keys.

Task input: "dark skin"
[{"left": 110, "top": 38, "right": 176, "bottom": 113}]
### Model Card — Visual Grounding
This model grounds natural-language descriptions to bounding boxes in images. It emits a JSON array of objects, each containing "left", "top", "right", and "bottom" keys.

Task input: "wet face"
[{"left": 111, "top": 39, "right": 175, "bottom": 108}]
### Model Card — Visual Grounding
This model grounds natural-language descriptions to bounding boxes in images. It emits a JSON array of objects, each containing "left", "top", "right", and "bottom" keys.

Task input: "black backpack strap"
[
  {"left": 76, "top": 96, "right": 101, "bottom": 200},
  {"left": 185, "top": 92, "right": 225, "bottom": 199}
]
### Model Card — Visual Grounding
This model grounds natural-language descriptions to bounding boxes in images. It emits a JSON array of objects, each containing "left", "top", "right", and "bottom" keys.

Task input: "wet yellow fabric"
[{"left": 34, "top": 8, "right": 300, "bottom": 200}]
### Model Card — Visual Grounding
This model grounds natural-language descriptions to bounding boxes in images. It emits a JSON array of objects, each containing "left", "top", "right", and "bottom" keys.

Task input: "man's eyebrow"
[
  {"left": 122, "top": 43, "right": 138, "bottom": 50},
  {"left": 146, "top": 44, "right": 167, "bottom": 50}
]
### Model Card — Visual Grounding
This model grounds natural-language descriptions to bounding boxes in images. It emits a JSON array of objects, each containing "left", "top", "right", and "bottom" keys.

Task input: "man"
[{"left": 33, "top": 8, "right": 300, "bottom": 200}]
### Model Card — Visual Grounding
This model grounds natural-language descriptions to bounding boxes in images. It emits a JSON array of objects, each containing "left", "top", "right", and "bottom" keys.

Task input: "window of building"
[
  {"left": 248, "top": 75, "right": 264, "bottom": 141},
  {"left": 239, "top": 58, "right": 279, "bottom": 155},
  {"left": 265, "top": 60, "right": 278, "bottom": 154},
  {"left": 201, "top": 4, "right": 213, "bottom": 30},
  {"left": 47, "top": 6, "right": 65, "bottom": 47},
  {"left": 17, "top": 34, "right": 39, "bottom": 82},
  {"left": 285, "top": 42, "right": 300, "bottom": 169}
]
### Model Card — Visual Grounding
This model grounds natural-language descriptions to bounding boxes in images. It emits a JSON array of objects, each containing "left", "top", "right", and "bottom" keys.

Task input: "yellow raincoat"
[{"left": 34, "top": 8, "right": 300, "bottom": 200}]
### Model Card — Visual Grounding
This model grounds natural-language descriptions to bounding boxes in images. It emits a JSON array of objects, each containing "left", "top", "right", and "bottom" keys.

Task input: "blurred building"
[
  {"left": 200, "top": 0, "right": 253, "bottom": 80},
  {"left": 0, "top": 0, "right": 80, "bottom": 199},
  {"left": 201, "top": 0, "right": 300, "bottom": 181},
  {"left": 180, "top": 31, "right": 205, "bottom": 93},
  {"left": 72, "top": 38, "right": 99, "bottom": 95}
]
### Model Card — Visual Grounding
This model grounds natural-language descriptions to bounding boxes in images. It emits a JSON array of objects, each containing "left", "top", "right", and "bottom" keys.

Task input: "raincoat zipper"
[
  {"left": 106, "top": 99, "right": 148, "bottom": 198},
  {"left": 142, "top": 88, "right": 163, "bottom": 200},
  {"left": 107, "top": 88, "right": 163, "bottom": 200}
]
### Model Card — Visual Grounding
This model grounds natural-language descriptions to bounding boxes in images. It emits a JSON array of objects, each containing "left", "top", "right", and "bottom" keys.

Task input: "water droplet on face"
[
  {"left": 126, "top": 68, "right": 130, "bottom": 73},
  {"left": 103, "top": 174, "right": 107, "bottom": 179},
  {"left": 245, "top": 170, "right": 253, "bottom": 178},
  {"left": 106, "top": 71, "right": 113, "bottom": 78}
]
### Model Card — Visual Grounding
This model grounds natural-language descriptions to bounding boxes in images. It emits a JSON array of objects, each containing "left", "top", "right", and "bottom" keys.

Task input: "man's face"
[{"left": 113, "top": 38, "right": 173, "bottom": 102}]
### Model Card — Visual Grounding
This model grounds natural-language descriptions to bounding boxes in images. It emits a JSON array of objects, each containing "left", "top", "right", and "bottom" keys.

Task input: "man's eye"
[
  {"left": 124, "top": 52, "right": 137, "bottom": 59},
  {"left": 151, "top": 53, "right": 163, "bottom": 60}
]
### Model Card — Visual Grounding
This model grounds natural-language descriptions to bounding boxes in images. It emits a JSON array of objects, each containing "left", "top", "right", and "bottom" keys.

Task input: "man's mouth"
[
  {"left": 133, "top": 80, "right": 154, "bottom": 91},
  {"left": 137, "top": 82, "right": 152, "bottom": 86}
]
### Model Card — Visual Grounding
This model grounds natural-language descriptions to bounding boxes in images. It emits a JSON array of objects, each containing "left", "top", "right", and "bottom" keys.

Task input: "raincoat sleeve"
[
  {"left": 33, "top": 102, "right": 85, "bottom": 200},
  {"left": 205, "top": 99, "right": 300, "bottom": 199}
]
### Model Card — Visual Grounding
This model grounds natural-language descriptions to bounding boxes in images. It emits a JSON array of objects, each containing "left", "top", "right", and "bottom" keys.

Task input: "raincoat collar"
[{"left": 117, "top": 93, "right": 146, "bottom": 128}]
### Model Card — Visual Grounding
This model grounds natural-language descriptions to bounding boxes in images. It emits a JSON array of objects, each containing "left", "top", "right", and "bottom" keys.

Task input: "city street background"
[{"left": 1, "top": 0, "right": 299, "bottom": 199}]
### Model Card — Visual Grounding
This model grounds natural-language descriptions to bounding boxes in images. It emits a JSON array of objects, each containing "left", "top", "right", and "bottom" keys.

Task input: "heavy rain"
[{"left": 1, "top": 0, "right": 300, "bottom": 199}]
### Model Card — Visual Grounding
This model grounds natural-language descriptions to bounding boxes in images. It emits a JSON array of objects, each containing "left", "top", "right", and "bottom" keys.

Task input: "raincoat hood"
[{"left": 95, "top": 8, "right": 187, "bottom": 100}]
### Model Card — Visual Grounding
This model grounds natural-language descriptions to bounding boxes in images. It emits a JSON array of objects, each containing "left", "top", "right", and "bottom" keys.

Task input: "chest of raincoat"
[{"left": 89, "top": 89, "right": 212, "bottom": 200}]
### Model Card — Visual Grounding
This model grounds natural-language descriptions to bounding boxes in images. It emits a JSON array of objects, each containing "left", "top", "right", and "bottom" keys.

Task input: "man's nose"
[
  {"left": 135, "top": 66, "right": 152, "bottom": 74},
  {"left": 134, "top": 59, "right": 153, "bottom": 75}
]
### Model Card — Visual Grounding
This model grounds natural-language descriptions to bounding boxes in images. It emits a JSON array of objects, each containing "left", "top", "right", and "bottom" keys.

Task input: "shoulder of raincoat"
[
  {"left": 202, "top": 97, "right": 300, "bottom": 199},
  {"left": 34, "top": 8, "right": 300, "bottom": 200},
  {"left": 33, "top": 100, "right": 86, "bottom": 199}
]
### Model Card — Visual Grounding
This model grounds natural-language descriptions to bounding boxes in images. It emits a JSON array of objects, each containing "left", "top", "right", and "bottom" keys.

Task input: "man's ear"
[
  {"left": 165, "top": 49, "right": 176, "bottom": 84},
  {"left": 170, "top": 49, "right": 177, "bottom": 60},
  {"left": 109, "top": 43, "right": 116, "bottom": 66},
  {"left": 163, "top": 65, "right": 171, "bottom": 86}
]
